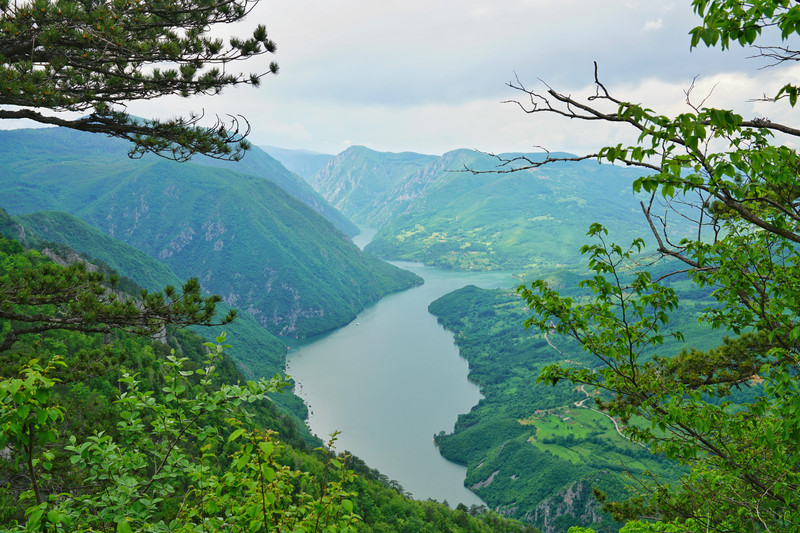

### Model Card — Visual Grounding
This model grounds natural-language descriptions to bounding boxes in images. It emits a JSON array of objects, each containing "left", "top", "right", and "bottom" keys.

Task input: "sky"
[{"left": 14, "top": 0, "right": 800, "bottom": 156}]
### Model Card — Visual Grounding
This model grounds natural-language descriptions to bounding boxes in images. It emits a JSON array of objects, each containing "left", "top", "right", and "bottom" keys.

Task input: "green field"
[{"left": 428, "top": 274, "right": 725, "bottom": 531}]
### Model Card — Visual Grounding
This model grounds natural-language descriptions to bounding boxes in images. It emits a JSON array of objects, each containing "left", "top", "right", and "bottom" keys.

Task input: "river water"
[{"left": 285, "top": 229, "right": 515, "bottom": 506}]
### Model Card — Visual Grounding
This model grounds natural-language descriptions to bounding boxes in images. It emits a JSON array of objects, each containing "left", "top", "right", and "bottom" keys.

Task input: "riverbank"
[{"left": 285, "top": 260, "right": 515, "bottom": 506}]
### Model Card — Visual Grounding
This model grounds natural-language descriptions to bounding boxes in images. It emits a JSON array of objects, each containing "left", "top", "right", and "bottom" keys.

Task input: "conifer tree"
[
  {"left": 0, "top": 0, "right": 277, "bottom": 161},
  {"left": 0, "top": 237, "right": 235, "bottom": 351}
]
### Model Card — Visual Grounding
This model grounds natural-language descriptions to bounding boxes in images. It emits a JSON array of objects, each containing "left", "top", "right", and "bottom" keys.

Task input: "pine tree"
[{"left": 0, "top": 0, "right": 277, "bottom": 161}]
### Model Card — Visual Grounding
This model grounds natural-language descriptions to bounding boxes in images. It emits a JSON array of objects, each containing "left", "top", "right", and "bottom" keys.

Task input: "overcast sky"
[{"left": 39, "top": 1, "right": 800, "bottom": 155}]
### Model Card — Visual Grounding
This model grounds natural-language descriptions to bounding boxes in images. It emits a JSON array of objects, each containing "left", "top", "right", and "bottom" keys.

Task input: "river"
[{"left": 285, "top": 228, "right": 516, "bottom": 506}]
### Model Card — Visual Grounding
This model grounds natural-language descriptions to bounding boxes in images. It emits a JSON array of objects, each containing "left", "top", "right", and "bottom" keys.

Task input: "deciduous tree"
[
  {"left": 0, "top": 334, "right": 361, "bottom": 532},
  {"left": 499, "top": 1, "right": 800, "bottom": 531}
]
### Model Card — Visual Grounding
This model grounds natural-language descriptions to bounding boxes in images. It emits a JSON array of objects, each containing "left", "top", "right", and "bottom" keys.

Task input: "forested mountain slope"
[
  {"left": 0, "top": 129, "right": 421, "bottom": 339},
  {"left": 196, "top": 145, "right": 358, "bottom": 236},
  {"left": 260, "top": 145, "right": 335, "bottom": 182},
  {"left": 0, "top": 207, "right": 308, "bottom": 420},
  {"left": 428, "top": 273, "right": 730, "bottom": 532},
  {"left": 365, "top": 150, "right": 652, "bottom": 271},
  {"left": 309, "top": 145, "right": 437, "bottom": 225},
  {"left": 298, "top": 146, "right": 661, "bottom": 272}
]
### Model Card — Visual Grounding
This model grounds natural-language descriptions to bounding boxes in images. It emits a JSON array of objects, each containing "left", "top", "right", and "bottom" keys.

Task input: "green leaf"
[
  {"left": 258, "top": 441, "right": 274, "bottom": 456},
  {"left": 228, "top": 428, "right": 245, "bottom": 442},
  {"left": 28, "top": 508, "right": 44, "bottom": 524},
  {"left": 341, "top": 499, "right": 354, "bottom": 513},
  {"left": 236, "top": 453, "right": 249, "bottom": 470}
]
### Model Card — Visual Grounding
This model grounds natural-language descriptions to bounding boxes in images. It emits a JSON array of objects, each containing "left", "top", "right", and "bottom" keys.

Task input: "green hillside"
[
  {"left": 196, "top": 145, "right": 358, "bottom": 236},
  {"left": 363, "top": 150, "right": 657, "bottom": 272},
  {"left": 427, "top": 272, "right": 729, "bottom": 531},
  {"left": 0, "top": 128, "right": 421, "bottom": 339},
  {"left": 310, "top": 145, "right": 437, "bottom": 224},
  {"left": 0, "top": 127, "right": 353, "bottom": 235},
  {"left": 306, "top": 147, "right": 676, "bottom": 272},
  {"left": 0, "top": 208, "right": 308, "bottom": 420},
  {"left": 12, "top": 210, "right": 184, "bottom": 291}
]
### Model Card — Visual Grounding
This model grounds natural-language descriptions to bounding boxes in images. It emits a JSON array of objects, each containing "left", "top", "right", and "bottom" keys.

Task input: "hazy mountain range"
[{"left": 265, "top": 145, "right": 658, "bottom": 273}]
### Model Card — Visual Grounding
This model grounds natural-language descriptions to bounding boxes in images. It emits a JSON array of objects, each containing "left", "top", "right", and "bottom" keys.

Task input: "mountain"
[
  {"left": 428, "top": 280, "right": 725, "bottom": 531},
  {"left": 309, "top": 145, "right": 437, "bottom": 225},
  {"left": 0, "top": 128, "right": 421, "bottom": 339},
  {"left": 302, "top": 147, "right": 662, "bottom": 272},
  {"left": 360, "top": 150, "right": 654, "bottom": 272},
  {"left": 0, "top": 207, "right": 311, "bottom": 421},
  {"left": 196, "top": 145, "right": 358, "bottom": 237},
  {"left": 11, "top": 209, "right": 185, "bottom": 292},
  {"left": 260, "top": 145, "right": 335, "bottom": 181}
]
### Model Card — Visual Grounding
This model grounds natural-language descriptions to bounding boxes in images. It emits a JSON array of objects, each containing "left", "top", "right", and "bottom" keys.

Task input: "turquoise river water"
[{"left": 285, "top": 229, "right": 516, "bottom": 506}]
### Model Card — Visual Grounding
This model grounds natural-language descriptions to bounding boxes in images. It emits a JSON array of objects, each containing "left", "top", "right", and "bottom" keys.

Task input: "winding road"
[{"left": 543, "top": 328, "right": 645, "bottom": 447}]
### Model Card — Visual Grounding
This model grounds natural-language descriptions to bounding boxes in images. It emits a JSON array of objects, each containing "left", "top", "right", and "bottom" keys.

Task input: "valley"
[
  {"left": 3, "top": 2, "right": 791, "bottom": 531},
  {"left": 0, "top": 134, "right": 724, "bottom": 532},
  {"left": 267, "top": 145, "right": 737, "bottom": 532},
  {"left": 287, "top": 253, "right": 515, "bottom": 507}
]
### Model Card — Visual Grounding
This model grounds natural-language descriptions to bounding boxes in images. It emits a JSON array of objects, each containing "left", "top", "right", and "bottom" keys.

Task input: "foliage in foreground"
[
  {"left": 0, "top": 235, "right": 532, "bottom": 532},
  {"left": 1, "top": 334, "right": 361, "bottom": 532},
  {"left": 501, "top": 1, "right": 800, "bottom": 531},
  {"left": 0, "top": 0, "right": 278, "bottom": 160}
]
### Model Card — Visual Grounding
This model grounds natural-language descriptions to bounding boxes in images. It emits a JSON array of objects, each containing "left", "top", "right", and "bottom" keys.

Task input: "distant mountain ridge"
[
  {"left": 259, "top": 145, "right": 335, "bottom": 182},
  {"left": 368, "top": 150, "right": 651, "bottom": 271},
  {"left": 277, "top": 145, "right": 655, "bottom": 272},
  {"left": 0, "top": 128, "right": 421, "bottom": 339},
  {"left": 309, "top": 145, "right": 438, "bottom": 226}
]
